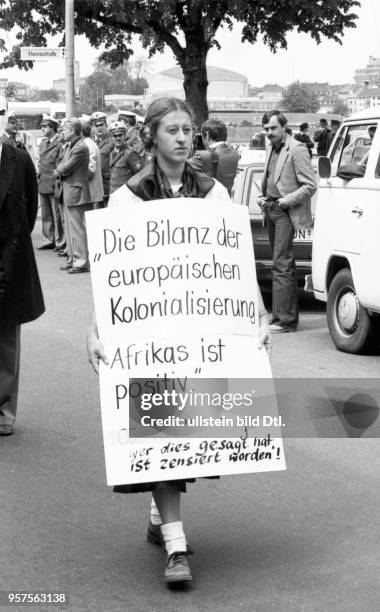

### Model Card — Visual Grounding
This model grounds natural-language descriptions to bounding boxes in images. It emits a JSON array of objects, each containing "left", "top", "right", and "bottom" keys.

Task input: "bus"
[
  {"left": 8, "top": 101, "right": 66, "bottom": 129},
  {"left": 8, "top": 101, "right": 66, "bottom": 163}
]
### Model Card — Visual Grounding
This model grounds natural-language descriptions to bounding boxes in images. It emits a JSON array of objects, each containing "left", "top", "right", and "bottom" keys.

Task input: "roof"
[
  {"left": 358, "top": 87, "right": 380, "bottom": 98},
  {"left": 258, "top": 83, "right": 284, "bottom": 92},
  {"left": 160, "top": 65, "right": 248, "bottom": 83},
  {"left": 345, "top": 108, "right": 380, "bottom": 121}
]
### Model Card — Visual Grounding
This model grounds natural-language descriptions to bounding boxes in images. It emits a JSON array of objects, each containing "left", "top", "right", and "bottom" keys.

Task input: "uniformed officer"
[
  {"left": 37, "top": 115, "right": 65, "bottom": 250},
  {"left": 109, "top": 121, "right": 143, "bottom": 194},
  {"left": 118, "top": 109, "right": 144, "bottom": 155},
  {"left": 139, "top": 124, "right": 154, "bottom": 167},
  {"left": 90, "top": 111, "right": 113, "bottom": 207}
]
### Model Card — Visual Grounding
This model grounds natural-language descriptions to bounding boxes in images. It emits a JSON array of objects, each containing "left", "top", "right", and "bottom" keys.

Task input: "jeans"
[{"left": 265, "top": 202, "right": 298, "bottom": 330}]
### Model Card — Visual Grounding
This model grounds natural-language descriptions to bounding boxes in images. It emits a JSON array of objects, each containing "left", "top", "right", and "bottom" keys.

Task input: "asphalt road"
[{"left": 0, "top": 224, "right": 379, "bottom": 612}]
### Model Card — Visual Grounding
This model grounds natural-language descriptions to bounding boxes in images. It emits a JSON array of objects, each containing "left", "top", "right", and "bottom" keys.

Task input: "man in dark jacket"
[
  {"left": 294, "top": 122, "right": 314, "bottom": 158},
  {"left": 325, "top": 119, "right": 341, "bottom": 152},
  {"left": 189, "top": 118, "right": 239, "bottom": 195},
  {"left": 1, "top": 112, "right": 27, "bottom": 150},
  {"left": 0, "top": 96, "right": 45, "bottom": 436},
  {"left": 313, "top": 118, "right": 331, "bottom": 157}
]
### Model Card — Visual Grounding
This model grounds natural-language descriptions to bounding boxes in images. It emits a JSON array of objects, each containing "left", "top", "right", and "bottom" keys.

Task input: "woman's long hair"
[{"left": 143, "top": 97, "right": 194, "bottom": 148}]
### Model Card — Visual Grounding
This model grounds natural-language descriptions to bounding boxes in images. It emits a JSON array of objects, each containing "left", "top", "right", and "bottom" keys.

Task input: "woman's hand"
[
  {"left": 87, "top": 313, "right": 109, "bottom": 374},
  {"left": 256, "top": 284, "right": 272, "bottom": 358},
  {"left": 257, "top": 313, "right": 272, "bottom": 358}
]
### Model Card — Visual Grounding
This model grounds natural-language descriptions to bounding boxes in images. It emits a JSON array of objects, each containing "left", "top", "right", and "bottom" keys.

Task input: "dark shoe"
[
  {"left": 147, "top": 522, "right": 193, "bottom": 555},
  {"left": 0, "top": 424, "right": 13, "bottom": 436},
  {"left": 38, "top": 244, "right": 54, "bottom": 250},
  {"left": 164, "top": 552, "right": 192, "bottom": 584},
  {"left": 59, "top": 264, "right": 72, "bottom": 271},
  {"left": 68, "top": 267, "right": 89, "bottom": 274},
  {"left": 58, "top": 250, "right": 68, "bottom": 257}
]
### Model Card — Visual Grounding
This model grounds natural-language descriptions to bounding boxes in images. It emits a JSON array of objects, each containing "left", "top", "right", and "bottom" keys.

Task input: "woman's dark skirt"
[{"left": 113, "top": 476, "right": 219, "bottom": 494}]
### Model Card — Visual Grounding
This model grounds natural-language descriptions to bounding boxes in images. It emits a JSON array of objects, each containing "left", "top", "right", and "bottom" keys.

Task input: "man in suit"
[
  {"left": 189, "top": 118, "right": 239, "bottom": 195},
  {"left": 53, "top": 127, "right": 69, "bottom": 258},
  {"left": 90, "top": 111, "right": 113, "bottom": 208},
  {"left": 258, "top": 110, "right": 317, "bottom": 333},
  {"left": 1, "top": 112, "right": 27, "bottom": 150},
  {"left": 109, "top": 121, "right": 142, "bottom": 194},
  {"left": 81, "top": 121, "right": 104, "bottom": 208},
  {"left": 37, "top": 116, "right": 65, "bottom": 251},
  {"left": 0, "top": 95, "right": 45, "bottom": 436},
  {"left": 56, "top": 118, "right": 92, "bottom": 274}
]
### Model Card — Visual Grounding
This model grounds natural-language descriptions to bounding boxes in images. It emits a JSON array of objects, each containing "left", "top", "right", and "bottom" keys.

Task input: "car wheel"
[{"left": 327, "top": 268, "right": 374, "bottom": 354}]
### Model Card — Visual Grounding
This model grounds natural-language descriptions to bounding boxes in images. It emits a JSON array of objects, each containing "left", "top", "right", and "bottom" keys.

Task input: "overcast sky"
[{"left": 1, "top": 0, "right": 379, "bottom": 88}]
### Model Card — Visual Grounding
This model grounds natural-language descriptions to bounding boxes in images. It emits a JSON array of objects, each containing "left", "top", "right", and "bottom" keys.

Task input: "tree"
[
  {"left": 76, "top": 61, "right": 148, "bottom": 113},
  {"left": 4, "top": 82, "right": 16, "bottom": 99},
  {"left": 77, "top": 84, "right": 104, "bottom": 114},
  {"left": 332, "top": 99, "right": 350, "bottom": 116},
  {"left": 281, "top": 81, "right": 320, "bottom": 113},
  {"left": 30, "top": 88, "right": 60, "bottom": 101},
  {"left": 64, "top": 60, "right": 148, "bottom": 98},
  {"left": 0, "top": 1, "right": 360, "bottom": 125}
]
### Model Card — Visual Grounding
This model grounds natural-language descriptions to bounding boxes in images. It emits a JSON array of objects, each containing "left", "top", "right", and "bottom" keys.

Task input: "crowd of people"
[
  {"left": 1, "top": 93, "right": 318, "bottom": 586},
  {"left": 34, "top": 109, "right": 151, "bottom": 273},
  {"left": 6, "top": 107, "right": 243, "bottom": 276},
  {"left": 294, "top": 117, "right": 341, "bottom": 158}
]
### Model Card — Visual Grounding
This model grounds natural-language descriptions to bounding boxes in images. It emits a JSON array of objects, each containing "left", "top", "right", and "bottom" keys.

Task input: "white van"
[{"left": 309, "top": 108, "right": 380, "bottom": 353}]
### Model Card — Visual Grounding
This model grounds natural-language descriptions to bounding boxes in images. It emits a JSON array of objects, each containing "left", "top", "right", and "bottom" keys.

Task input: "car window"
[
  {"left": 375, "top": 154, "right": 380, "bottom": 179},
  {"left": 231, "top": 166, "right": 244, "bottom": 201},
  {"left": 335, "top": 124, "right": 377, "bottom": 179},
  {"left": 329, "top": 126, "right": 348, "bottom": 176},
  {"left": 247, "top": 169, "right": 263, "bottom": 214},
  {"left": 250, "top": 132, "right": 266, "bottom": 150}
]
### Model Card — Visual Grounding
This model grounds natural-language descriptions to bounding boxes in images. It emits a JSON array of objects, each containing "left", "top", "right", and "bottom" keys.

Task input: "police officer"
[
  {"left": 90, "top": 111, "right": 113, "bottom": 207},
  {"left": 37, "top": 115, "right": 65, "bottom": 251},
  {"left": 109, "top": 121, "right": 143, "bottom": 194},
  {"left": 118, "top": 109, "right": 144, "bottom": 155}
]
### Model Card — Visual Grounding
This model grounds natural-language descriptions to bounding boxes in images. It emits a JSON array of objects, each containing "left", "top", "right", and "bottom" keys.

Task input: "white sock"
[
  {"left": 150, "top": 497, "right": 162, "bottom": 526},
  {"left": 161, "top": 521, "right": 187, "bottom": 556}
]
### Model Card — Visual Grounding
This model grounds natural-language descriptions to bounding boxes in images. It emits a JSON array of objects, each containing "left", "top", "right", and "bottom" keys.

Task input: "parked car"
[
  {"left": 307, "top": 108, "right": 380, "bottom": 353},
  {"left": 232, "top": 161, "right": 315, "bottom": 285}
]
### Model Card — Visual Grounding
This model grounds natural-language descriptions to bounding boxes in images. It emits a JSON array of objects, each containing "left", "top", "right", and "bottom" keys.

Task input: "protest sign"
[{"left": 86, "top": 198, "right": 286, "bottom": 485}]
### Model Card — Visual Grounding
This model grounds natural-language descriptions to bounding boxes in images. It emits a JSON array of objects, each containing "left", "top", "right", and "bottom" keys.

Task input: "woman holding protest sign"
[{"left": 87, "top": 96, "right": 271, "bottom": 585}]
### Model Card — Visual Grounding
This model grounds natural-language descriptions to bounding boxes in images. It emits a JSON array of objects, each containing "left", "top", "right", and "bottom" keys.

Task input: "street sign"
[{"left": 20, "top": 47, "right": 65, "bottom": 61}]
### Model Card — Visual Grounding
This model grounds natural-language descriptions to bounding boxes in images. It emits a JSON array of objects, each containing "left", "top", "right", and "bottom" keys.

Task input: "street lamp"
[{"left": 65, "top": 0, "right": 75, "bottom": 119}]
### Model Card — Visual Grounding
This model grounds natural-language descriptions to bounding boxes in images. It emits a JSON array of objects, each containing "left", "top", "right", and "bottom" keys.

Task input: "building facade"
[
  {"left": 146, "top": 66, "right": 249, "bottom": 100},
  {"left": 354, "top": 56, "right": 380, "bottom": 86},
  {"left": 347, "top": 86, "right": 380, "bottom": 114}
]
